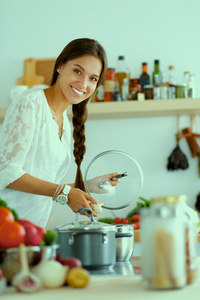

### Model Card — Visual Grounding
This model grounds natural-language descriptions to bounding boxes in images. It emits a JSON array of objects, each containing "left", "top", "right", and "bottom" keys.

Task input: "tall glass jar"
[{"left": 141, "top": 195, "right": 187, "bottom": 290}]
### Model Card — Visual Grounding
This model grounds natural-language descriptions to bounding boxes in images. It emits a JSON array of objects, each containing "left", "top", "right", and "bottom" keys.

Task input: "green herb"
[
  {"left": 126, "top": 196, "right": 151, "bottom": 218},
  {"left": 0, "top": 198, "right": 8, "bottom": 207},
  {"left": 98, "top": 218, "right": 115, "bottom": 224}
]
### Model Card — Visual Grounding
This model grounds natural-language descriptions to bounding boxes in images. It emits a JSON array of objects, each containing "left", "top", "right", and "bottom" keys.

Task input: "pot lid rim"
[{"left": 56, "top": 221, "right": 116, "bottom": 232}]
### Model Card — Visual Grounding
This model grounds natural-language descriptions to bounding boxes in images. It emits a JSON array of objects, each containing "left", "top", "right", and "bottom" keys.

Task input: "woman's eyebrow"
[{"left": 74, "top": 64, "right": 100, "bottom": 79}]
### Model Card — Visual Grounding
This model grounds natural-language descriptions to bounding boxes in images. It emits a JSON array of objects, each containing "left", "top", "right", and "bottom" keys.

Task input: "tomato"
[
  {"left": 121, "top": 218, "right": 129, "bottom": 224},
  {"left": 0, "top": 221, "right": 25, "bottom": 249},
  {"left": 114, "top": 217, "right": 121, "bottom": 224},
  {"left": 134, "top": 223, "right": 140, "bottom": 230},
  {"left": 131, "top": 214, "right": 141, "bottom": 222},
  {"left": 0, "top": 207, "right": 14, "bottom": 225}
]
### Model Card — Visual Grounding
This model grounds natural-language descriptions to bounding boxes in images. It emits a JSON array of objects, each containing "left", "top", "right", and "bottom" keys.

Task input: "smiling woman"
[{"left": 0, "top": 38, "right": 109, "bottom": 228}]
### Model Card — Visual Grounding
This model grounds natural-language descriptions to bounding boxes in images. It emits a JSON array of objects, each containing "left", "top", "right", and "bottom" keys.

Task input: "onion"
[{"left": 31, "top": 249, "right": 68, "bottom": 289}]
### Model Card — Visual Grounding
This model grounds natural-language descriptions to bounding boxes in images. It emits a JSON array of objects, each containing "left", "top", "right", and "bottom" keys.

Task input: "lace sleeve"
[{"left": 0, "top": 98, "right": 39, "bottom": 190}]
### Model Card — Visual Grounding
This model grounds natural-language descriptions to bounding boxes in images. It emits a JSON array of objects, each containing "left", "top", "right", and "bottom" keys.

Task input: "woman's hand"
[
  {"left": 87, "top": 172, "right": 120, "bottom": 194},
  {"left": 67, "top": 188, "right": 99, "bottom": 217}
]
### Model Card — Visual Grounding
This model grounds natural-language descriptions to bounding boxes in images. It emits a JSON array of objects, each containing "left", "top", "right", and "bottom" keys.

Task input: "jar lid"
[{"left": 151, "top": 195, "right": 187, "bottom": 203}]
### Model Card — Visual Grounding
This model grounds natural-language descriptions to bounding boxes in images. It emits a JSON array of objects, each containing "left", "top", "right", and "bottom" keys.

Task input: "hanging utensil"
[{"left": 167, "top": 116, "right": 189, "bottom": 171}]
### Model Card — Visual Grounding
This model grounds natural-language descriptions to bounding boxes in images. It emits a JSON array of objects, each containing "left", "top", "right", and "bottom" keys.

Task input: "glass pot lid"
[
  {"left": 84, "top": 150, "right": 144, "bottom": 210},
  {"left": 56, "top": 208, "right": 116, "bottom": 232}
]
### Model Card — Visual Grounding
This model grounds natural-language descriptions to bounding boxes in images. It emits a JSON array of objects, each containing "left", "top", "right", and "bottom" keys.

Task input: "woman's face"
[{"left": 56, "top": 55, "right": 102, "bottom": 105}]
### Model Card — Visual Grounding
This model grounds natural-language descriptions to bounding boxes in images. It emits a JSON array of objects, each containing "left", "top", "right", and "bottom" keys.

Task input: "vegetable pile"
[
  {"left": 98, "top": 197, "right": 151, "bottom": 229},
  {"left": 0, "top": 198, "right": 56, "bottom": 249},
  {"left": 0, "top": 198, "right": 90, "bottom": 293}
]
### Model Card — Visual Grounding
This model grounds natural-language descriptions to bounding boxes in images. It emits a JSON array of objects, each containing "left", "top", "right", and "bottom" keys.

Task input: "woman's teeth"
[{"left": 72, "top": 87, "right": 84, "bottom": 95}]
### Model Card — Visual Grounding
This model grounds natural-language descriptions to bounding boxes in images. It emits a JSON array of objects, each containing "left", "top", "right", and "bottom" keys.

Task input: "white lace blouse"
[{"left": 0, "top": 88, "right": 72, "bottom": 228}]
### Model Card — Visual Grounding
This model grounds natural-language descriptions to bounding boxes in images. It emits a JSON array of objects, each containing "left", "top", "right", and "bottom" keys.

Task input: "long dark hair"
[{"left": 50, "top": 38, "right": 107, "bottom": 191}]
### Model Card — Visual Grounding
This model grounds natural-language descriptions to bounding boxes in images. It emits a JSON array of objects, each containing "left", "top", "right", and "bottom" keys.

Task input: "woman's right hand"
[{"left": 67, "top": 188, "right": 98, "bottom": 217}]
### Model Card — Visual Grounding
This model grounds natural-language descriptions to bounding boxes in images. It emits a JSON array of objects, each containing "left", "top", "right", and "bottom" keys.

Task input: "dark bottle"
[
  {"left": 152, "top": 60, "right": 162, "bottom": 85},
  {"left": 140, "top": 63, "right": 150, "bottom": 90}
]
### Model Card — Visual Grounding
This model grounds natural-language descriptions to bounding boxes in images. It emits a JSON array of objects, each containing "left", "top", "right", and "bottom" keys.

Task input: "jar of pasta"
[{"left": 141, "top": 195, "right": 187, "bottom": 290}]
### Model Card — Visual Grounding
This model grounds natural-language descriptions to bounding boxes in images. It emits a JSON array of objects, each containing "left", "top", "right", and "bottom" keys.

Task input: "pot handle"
[
  {"left": 74, "top": 207, "right": 94, "bottom": 224},
  {"left": 115, "top": 232, "right": 133, "bottom": 238}
]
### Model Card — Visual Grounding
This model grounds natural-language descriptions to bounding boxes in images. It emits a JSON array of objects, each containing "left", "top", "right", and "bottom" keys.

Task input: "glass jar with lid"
[{"left": 141, "top": 195, "right": 187, "bottom": 290}]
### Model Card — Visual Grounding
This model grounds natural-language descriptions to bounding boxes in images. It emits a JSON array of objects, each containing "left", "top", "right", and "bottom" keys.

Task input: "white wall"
[{"left": 1, "top": 0, "right": 200, "bottom": 223}]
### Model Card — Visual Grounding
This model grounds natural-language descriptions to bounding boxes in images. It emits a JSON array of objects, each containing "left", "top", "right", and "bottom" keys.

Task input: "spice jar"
[
  {"left": 176, "top": 85, "right": 186, "bottom": 98},
  {"left": 104, "top": 68, "right": 115, "bottom": 101},
  {"left": 141, "top": 195, "right": 187, "bottom": 290},
  {"left": 129, "top": 78, "right": 141, "bottom": 100}
]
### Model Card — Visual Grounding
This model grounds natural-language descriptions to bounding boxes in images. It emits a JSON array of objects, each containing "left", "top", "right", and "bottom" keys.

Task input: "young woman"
[{"left": 0, "top": 38, "right": 119, "bottom": 228}]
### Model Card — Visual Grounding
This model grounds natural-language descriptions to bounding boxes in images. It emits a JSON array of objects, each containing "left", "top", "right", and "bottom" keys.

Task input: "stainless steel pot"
[
  {"left": 56, "top": 208, "right": 116, "bottom": 269},
  {"left": 115, "top": 224, "right": 134, "bottom": 262}
]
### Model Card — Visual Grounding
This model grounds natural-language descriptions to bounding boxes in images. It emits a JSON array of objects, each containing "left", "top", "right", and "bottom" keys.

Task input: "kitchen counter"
[{"left": 3, "top": 257, "right": 200, "bottom": 300}]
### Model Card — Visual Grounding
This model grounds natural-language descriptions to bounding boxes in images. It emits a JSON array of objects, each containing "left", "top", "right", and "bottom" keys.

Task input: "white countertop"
[{"left": 3, "top": 258, "right": 200, "bottom": 300}]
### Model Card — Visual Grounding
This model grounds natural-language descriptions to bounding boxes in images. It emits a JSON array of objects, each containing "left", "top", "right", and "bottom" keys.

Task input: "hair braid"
[
  {"left": 50, "top": 38, "right": 107, "bottom": 191},
  {"left": 72, "top": 98, "right": 89, "bottom": 191}
]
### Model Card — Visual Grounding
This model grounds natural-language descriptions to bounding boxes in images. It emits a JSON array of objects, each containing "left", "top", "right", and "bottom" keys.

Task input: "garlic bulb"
[
  {"left": 12, "top": 244, "right": 42, "bottom": 293},
  {"left": 89, "top": 202, "right": 104, "bottom": 214}
]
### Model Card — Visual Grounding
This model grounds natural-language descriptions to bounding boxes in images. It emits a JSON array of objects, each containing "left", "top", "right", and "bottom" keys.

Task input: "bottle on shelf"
[
  {"left": 140, "top": 62, "right": 150, "bottom": 90},
  {"left": 160, "top": 75, "right": 168, "bottom": 99},
  {"left": 122, "top": 78, "right": 129, "bottom": 101},
  {"left": 182, "top": 71, "right": 190, "bottom": 98},
  {"left": 143, "top": 85, "right": 153, "bottom": 100},
  {"left": 167, "top": 66, "right": 177, "bottom": 99},
  {"left": 113, "top": 79, "right": 122, "bottom": 101},
  {"left": 188, "top": 74, "right": 196, "bottom": 98},
  {"left": 129, "top": 78, "right": 141, "bottom": 100},
  {"left": 104, "top": 68, "right": 116, "bottom": 101},
  {"left": 95, "top": 84, "right": 104, "bottom": 102},
  {"left": 152, "top": 59, "right": 163, "bottom": 86},
  {"left": 168, "top": 65, "right": 177, "bottom": 85},
  {"left": 115, "top": 56, "right": 130, "bottom": 96},
  {"left": 153, "top": 74, "right": 161, "bottom": 99}
]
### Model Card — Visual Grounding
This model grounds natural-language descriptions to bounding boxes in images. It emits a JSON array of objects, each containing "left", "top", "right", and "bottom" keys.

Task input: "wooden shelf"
[
  {"left": 1, "top": 98, "right": 200, "bottom": 123},
  {"left": 84, "top": 98, "right": 200, "bottom": 119}
]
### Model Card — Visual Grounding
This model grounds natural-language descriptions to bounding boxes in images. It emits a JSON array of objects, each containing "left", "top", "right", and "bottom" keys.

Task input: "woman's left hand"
[{"left": 87, "top": 172, "right": 120, "bottom": 194}]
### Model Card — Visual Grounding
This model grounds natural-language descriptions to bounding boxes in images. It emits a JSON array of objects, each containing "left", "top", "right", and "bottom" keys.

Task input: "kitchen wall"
[{"left": 1, "top": 0, "right": 200, "bottom": 224}]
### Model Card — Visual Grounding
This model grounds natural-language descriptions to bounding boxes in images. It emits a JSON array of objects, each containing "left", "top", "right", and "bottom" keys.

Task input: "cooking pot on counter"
[
  {"left": 56, "top": 208, "right": 116, "bottom": 269},
  {"left": 115, "top": 224, "right": 134, "bottom": 262}
]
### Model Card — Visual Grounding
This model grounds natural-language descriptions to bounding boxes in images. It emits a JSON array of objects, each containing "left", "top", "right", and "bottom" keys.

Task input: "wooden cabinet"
[{"left": 0, "top": 98, "right": 200, "bottom": 123}]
